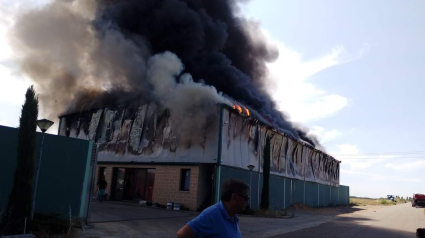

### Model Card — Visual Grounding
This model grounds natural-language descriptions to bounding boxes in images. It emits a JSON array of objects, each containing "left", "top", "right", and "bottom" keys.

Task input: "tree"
[
  {"left": 260, "top": 136, "right": 271, "bottom": 210},
  {"left": 0, "top": 86, "right": 38, "bottom": 235}
]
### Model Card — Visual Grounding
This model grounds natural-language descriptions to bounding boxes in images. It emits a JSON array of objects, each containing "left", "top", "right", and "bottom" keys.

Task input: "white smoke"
[
  {"left": 147, "top": 51, "right": 232, "bottom": 133},
  {"left": 11, "top": 0, "right": 150, "bottom": 119},
  {"left": 11, "top": 0, "right": 230, "bottom": 125},
  {"left": 147, "top": 51, "right": 231, "bottom": 112}
]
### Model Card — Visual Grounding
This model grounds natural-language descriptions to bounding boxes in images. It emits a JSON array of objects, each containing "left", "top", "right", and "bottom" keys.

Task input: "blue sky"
[
  {"left": 0, "top": 0, "right": 424, "bottom": 198},
  {"left": 242, "top": 0, "right": 425, "bottom": 198}
]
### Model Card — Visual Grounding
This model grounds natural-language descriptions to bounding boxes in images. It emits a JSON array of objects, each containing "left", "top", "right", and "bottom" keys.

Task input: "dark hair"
[{"left": 220, "top": 179, "right": 249, "bottom": 201}]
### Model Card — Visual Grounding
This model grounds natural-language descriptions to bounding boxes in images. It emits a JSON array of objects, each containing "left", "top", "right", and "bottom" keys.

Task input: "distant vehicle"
[
  {"left": 412, "top": 194, "right": 425, "bottom": 207},
  {"left": 387, "top": 195, "right": 395, "bottom": 202}
]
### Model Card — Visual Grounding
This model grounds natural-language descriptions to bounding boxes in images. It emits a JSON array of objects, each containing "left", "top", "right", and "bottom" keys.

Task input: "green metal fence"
[
  {"left": 219, "top": 165, "right": 349, "bottom": 210},
  {"left": 0, "top": 126, "right": 93, "bottom": 219}
]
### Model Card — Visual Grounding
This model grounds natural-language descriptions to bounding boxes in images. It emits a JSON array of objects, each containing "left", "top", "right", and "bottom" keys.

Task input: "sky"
[{"left": 0, "top": 0, "right": 424, "bottom": 198}]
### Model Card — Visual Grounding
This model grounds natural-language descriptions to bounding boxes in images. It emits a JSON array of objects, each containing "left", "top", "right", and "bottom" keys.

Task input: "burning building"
[
  {"left": 58, "top": 101, "right": 342, "bottom": 210},
  {"left": 13, "top": 0, "right": 348, "bottom": 210}
]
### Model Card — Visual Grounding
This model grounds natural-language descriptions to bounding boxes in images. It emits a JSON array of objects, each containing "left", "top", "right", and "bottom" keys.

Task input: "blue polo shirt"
[{"left": 187, "top": 201, "right": 242, "bottom": 238}]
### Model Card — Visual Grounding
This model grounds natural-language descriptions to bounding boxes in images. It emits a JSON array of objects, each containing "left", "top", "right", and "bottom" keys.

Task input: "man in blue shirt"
[{"left": 177, "top": 179, "right": 249, "bottom": 238}]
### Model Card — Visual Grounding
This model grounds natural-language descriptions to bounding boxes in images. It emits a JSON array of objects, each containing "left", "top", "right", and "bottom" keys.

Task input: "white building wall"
[{"left": 220, "top": 107, "right": 340, "bottom": 187}]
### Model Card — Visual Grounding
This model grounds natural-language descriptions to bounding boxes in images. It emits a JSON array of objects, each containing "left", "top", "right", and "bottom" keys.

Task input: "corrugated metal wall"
[
  {"left": 221, "top": 107, "right": 341, "bottom": 187},
  {"left": 60, "top": 104, "right": 221, "bottom": 164},
  {"left": 220, "top": 165, "right": 349, "bottom": 210},
  {"left": 304, "top": 182, "right": 319, "bottom": 207}
]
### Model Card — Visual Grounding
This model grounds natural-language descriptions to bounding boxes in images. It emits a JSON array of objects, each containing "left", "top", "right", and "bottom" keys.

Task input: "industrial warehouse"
[{"left": 58, "top": 102, "right": 349, "bottom": 211}]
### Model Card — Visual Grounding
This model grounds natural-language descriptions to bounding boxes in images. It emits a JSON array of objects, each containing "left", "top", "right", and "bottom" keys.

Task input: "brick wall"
[
  {"left": 154, "top": 165, "right": 199, "bottom": 211},
  {"left": 93, "top": 164, "right": 200, "bottom": 210}
]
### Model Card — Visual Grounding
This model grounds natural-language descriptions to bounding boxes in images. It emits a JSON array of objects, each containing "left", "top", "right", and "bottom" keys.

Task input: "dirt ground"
[
  {"left": 66, "top": 201, "right": 423, "bottom": 238},
  {"left": 68, "top": 202, "right": 384, "bottom": 238},
  {"left": 288, "top": 203, "right": 378, "bottom": 216},
  {"left": 274, "top": 203, "right": 425, "bottom": 238}
]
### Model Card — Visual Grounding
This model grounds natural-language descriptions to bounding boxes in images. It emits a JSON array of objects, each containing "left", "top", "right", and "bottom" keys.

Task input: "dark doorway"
[
  {"left": 197, "top": 164, "right": 215, "bottom": 211},
  {"left": 112, "top": 168, "right": 125, "bottom": 200},
  {"left": 111, "top": 168, "right": 155, "bottom": 202},
  {"left": 98, "top": 167, "right": 106, "bottom": 182}
]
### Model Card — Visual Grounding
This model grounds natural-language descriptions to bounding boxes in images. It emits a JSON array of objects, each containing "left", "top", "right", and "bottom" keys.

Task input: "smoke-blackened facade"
[
  {"left": 59, "top": 103, "right": 221, "bottom": 164},
  {"left": 59, "top": 104, "right": 340, "bottom": 187},
  {"left": 220, "top": 108, "right": 340, "bottom": 187}
]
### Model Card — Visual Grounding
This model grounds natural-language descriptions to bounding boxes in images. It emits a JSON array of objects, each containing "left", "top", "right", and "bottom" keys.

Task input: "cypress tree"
[
  {"left": 260, "top": 136, "right": 271, "bottom": 210},
  {"left": 1, "top": 86, "right": 38, "bottom": 235}
]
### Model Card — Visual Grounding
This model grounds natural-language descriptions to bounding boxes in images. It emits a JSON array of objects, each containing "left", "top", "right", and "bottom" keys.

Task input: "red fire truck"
[{"left": 412, "top": 194, "right": 425, "bottom": 207}]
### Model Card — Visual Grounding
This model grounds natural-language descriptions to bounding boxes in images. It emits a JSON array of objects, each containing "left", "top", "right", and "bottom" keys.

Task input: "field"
[
  {"left": 394, "top": 197, "right": 409, "bottom": 203},
  {"left": 350, "top": 197, "right": 397, "bottom": 206}
]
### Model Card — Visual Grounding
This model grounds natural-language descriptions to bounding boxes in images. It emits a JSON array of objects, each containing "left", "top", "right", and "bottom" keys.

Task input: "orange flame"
[
  {"left": 233, "top": 104, "right": 250, "bottom": 116},
  {"left": 245, "top": 108, "right": 250, "bottom": 116},
  {"left": 237, "top": 105, "right": 243, "bottom": 114}
]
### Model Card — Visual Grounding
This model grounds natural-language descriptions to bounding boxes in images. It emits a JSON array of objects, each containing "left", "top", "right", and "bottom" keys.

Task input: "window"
[
  {"left": 180, "top": 169, "right": 191, "bottom": 191},
  {"left": 111, "top": 168, "right": 155, "bottom": 201}
]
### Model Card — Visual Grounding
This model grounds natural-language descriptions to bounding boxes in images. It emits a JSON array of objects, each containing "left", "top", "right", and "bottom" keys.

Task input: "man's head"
[{"left": 221, "top": 179, "right": 250, "bottom": 212}]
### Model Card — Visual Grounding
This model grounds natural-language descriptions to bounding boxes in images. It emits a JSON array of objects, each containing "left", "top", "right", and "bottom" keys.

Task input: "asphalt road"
[
  {"left": 273, "top": 203, "right": 425, "bottom": 238},
  {"left": 77, "top": 201, "right": 340, "bottom": 237}
]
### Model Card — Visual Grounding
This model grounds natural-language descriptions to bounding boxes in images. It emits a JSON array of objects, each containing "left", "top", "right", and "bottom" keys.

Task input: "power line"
[
  {"left": 334, "top": 157, "right": 425, "bottom": 160},
  {"left": 333, "top": 155, "right": 425, "bottom": 157},
  {"left": 332, "top": 151, "right": 425, "bottom": 156}
]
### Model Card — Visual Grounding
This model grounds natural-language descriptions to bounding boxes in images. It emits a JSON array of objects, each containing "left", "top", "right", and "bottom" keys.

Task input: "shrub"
[{"left": 32, "top": 213, "right": 70, "bottom": 238}]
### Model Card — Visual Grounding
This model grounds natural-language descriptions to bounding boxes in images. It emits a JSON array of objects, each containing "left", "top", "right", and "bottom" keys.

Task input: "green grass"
[{"left": 378, "top": 199, "right": 396, "bottom": 205}]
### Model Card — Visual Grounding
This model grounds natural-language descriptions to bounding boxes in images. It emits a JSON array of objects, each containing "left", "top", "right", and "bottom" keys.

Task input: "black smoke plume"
[{"left": 12, "top": 0, "right": 320, "bottom": 147}]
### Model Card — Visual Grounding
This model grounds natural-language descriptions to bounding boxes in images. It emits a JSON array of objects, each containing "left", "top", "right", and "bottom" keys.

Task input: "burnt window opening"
[
  {"left": 292, "top": 146, "right": 297, "bottom": 163},
  {"left": 180, "top": 169, "right": 191, "bottom": 191}
]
